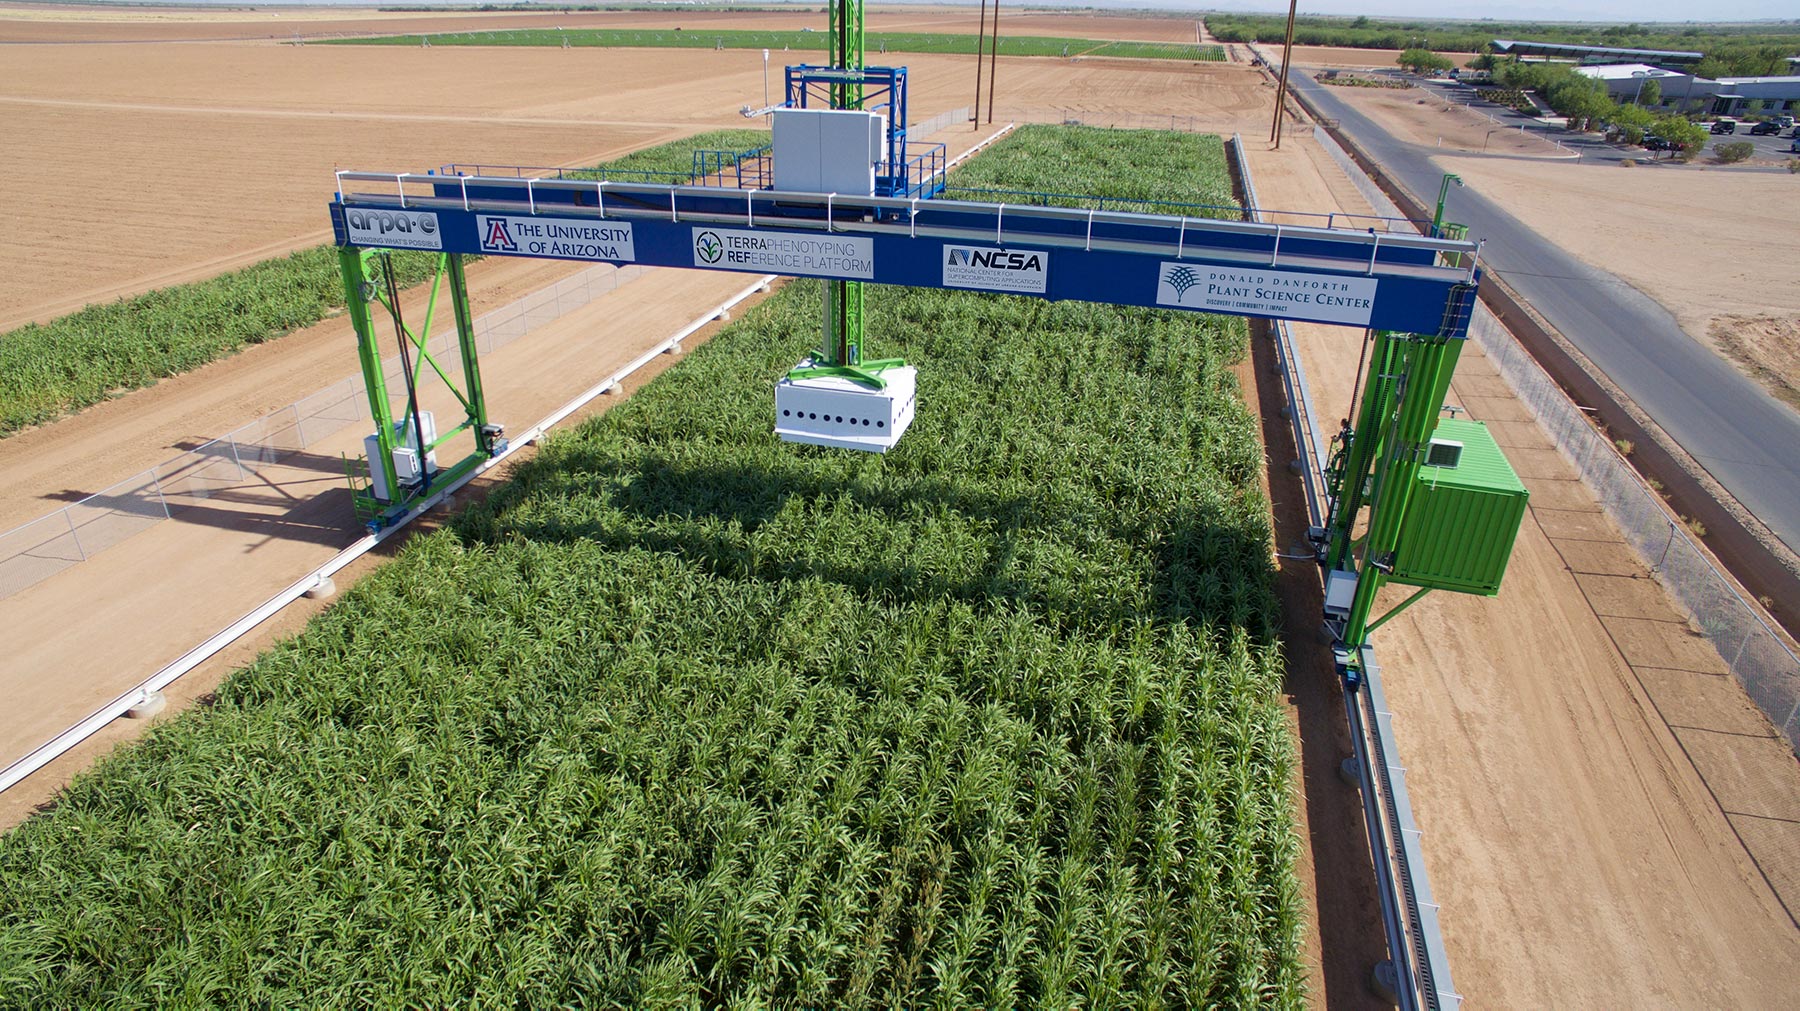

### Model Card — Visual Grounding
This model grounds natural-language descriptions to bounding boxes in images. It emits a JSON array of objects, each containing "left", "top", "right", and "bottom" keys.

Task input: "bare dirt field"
[
  {"left": 1433, "top": 153, "right": 1800, "bottom": 354},
  {"left": 1247, "top": 138, "right": 1800, "bottom": 1005},
  {"left": 1316, "top": 83, "right": 1800, "bottom": 402},
  {"left": 0, "top": 4, "right": 1203, "bottom": 44},
  {"left": 2, "top": 9, "right": 1797, "bottom": 1007},
  {"left": 1289, "top": 45, "right": 1477, "bottom": 69},
  {"left": 0, "top": 42, "right": 1248, "bottom": 328},
  {"left": 1305, "top": 81, "right": 1570, "bottom": 158}
]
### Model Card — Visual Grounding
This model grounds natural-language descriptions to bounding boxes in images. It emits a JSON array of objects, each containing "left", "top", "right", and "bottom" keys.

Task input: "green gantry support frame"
[
  {"left": 338, "top": 247, "right": 502, "bottom": 530},
  {"left": 1323, "top": 329, "right": 1464, "bottom": 654}
]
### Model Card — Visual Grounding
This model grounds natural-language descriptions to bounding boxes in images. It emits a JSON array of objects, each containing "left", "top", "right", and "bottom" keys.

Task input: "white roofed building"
[{"left": 1574, "top": 65, "right": 1800, "bottom": 116}]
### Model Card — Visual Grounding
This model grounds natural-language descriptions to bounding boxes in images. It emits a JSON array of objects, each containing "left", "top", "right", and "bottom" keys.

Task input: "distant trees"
[
  {"left": 1652, "top": 114, "right": 1708, "bottom": 157},
  {"left": 1637, "top": 79, "right": 1661, "bottom": 107},
  {"left": 1397, "top": 48, "right": 1454, "bottom": 74},
  {"left": 1204, "top": 14, "right": 1800, "bottom": 77}
]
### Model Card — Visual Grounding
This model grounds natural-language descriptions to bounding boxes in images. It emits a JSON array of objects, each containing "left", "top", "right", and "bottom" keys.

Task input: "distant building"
[
  {"left": 1575, "top": 64, "right": 1800, "bottom": 116},
  {"left": 1490, "top": 39, "right": 1704, "bottom": 68}
]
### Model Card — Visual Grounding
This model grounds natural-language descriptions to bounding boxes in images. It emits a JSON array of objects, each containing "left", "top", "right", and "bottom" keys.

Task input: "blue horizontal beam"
[{"left": 330, "top": 181, "right": 1479, "bottom": 337}]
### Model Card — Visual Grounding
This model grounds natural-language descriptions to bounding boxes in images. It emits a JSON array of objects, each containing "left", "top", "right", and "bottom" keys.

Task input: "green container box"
[{"left": 1390, "top": 418, "right": 1528, "bottom": 596}]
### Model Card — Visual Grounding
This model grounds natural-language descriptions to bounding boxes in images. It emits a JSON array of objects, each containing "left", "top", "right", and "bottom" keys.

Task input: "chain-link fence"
[
  {"left": 0, "top": 261, "right": 647, "bottom": 601},
  {"left": 1469, "top": 310, "right": 1800, "bottom": 753},
  {"left": 909, "top": 106, "right": 971, "bottom": 140}
]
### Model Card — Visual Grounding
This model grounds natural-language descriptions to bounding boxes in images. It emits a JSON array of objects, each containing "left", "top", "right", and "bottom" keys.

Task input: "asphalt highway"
[{"left": 1287, "top": 70, "right": 1800, "bottom": 555}]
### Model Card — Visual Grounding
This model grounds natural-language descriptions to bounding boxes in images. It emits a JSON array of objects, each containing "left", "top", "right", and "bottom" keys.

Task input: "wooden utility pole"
[
  {"left": 973, "top": 0, "right": 988, "bottom": 128},
  {"left": 1269, "top": 0, "right": 1298, "bottom": 148},
  {"left": 986, "top": 1, "right": 1001, "bottom": 123}
]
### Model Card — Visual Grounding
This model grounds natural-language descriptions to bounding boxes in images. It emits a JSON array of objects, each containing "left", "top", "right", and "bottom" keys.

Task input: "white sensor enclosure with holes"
[{"left": 775, "top": 364, "right": 916, "bottom": 452}]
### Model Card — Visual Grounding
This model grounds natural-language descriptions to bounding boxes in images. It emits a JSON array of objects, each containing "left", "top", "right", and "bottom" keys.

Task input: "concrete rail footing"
[{"left": 124, "top": 692, "right": 166, "bottom": 720}]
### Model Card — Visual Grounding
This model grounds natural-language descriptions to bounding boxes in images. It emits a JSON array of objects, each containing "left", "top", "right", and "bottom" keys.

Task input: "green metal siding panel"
[
  {"left": 1390, "top": 419, "right": 1529, "bottom": 595},
  {"left": 1417, "top": 418, "right": 1527, "bottom": 495}
]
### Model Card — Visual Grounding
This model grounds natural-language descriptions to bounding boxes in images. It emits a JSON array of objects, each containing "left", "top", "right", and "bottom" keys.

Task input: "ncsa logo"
[
  {"left": 695, "top": 231, "right": 724, "bottom": 264},
  {"left": 948, "top": 247, "right": 1042, "bottom": 271}
]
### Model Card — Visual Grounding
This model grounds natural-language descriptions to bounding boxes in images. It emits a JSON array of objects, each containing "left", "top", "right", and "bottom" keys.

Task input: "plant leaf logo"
[
  {"left": 695, "top": 230, "right": 724, "bottom": 264},
  {"left": 1163, "top": 265, "right": 1201, "bottom": 302}
]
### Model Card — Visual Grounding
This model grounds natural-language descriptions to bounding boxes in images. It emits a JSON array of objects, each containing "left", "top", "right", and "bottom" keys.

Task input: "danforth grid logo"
[
  {"left": 1162, "top": 265, "right": 1201, "bottom": 302},
  {"left": 695, "top": 230, "right": 724, "bottom": 264}
]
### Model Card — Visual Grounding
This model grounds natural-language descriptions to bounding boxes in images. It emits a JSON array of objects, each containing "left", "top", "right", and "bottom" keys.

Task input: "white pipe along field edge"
[
  {"left": 0, "top": 275, "right": 776, "bottom": 795},
  {"left": 2, "top": 120, "right": 1019, "bottom": 796}
]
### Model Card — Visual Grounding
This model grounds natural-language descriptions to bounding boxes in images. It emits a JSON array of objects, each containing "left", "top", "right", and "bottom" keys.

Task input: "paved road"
[{"left": 1287, "top": 70, "right": 1800, "bottom": 555}]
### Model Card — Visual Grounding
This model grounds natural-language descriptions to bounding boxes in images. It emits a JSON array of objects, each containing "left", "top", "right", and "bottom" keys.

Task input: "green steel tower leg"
[
  {"left": 445, "top": 253, "right": 496, "bottom": 453},
  {"left": 338, "top": 248, "right": 497, "bottom": 525},
  {"left": 824, "top": 0, "right": 866, "bottom": 371},
  {"left": 1339, "top": 335, "right": 1463, "bottom": 649},
  {"left": 339, "top": 247, "right": 401, "bottom": 504},
  {"left": 1325, "top": 330, "right": 1401, "bottom": 571}
]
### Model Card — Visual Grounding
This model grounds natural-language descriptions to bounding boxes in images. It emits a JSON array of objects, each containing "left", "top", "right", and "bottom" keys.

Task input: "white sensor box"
[
  {"left": 775, "top": 364, "right": 915, "bottom": 452},
  {"left": 771, "top": 108, "right": 886, "bottom": 196}
]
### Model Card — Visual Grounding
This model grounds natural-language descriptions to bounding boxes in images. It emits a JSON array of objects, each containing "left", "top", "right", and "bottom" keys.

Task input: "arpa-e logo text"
[
  {"left": 942, "top": 244, "right": 1048, "bottom": 294},
  {"left": 344, "top": 208, "right": 442, "bottom": 251}
]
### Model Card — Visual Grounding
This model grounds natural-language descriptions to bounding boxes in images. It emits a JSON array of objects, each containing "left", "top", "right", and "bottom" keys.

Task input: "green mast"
[{"left": 823, "top": 0, "right": 866, "bottom": 371}]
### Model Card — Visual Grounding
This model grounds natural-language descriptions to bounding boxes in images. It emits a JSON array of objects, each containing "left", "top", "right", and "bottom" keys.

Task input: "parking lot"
[
  {"left": 1705, "top": 123, "right": 1800, "bottom": 159},
  {"left": 1408, "top": 78, "right": 1800, "bottom": 163}
]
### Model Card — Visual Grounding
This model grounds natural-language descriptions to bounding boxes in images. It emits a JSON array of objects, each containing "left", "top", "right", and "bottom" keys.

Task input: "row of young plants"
[
  {"left": 942, "top": 123, "right": 1239, "bottom": 218},
  {"left": 328, "top": 28, "right": 1226, "bottom": 61},
  {"left": 0, "top": 248, "right": 435, "bottom": 437},
  {"left": 0, "top": 132, "right": 762, "bottom": 438},
  {"left": 0, "top": 125, "right": 1304, "bottom": 1005}
]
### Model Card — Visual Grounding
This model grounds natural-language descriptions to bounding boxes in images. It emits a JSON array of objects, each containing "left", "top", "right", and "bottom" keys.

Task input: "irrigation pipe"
[{"left": 0, "top": 275, "right": 776, "bottom": 796}]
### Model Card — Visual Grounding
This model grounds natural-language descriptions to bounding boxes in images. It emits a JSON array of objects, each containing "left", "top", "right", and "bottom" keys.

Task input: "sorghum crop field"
[
  {"left": 0, "top": 132, "right": 764, "bottom": 439},
  {"left": 0, "top": 126, "right": 1303, "bottom": 1005}
]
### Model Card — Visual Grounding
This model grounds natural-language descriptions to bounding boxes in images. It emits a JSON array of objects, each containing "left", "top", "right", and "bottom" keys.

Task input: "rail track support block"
[
  {"left": 304, "top": 576, "right": 338, "bottom": 600},
  {"left": 124, "top": 691, "right": 167, "bottom": 721}
]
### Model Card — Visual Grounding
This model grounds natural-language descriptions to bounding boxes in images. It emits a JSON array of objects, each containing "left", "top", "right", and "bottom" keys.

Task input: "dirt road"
[{"left": 1245, "top": 137, "right": 1800, "bottom": 1005}]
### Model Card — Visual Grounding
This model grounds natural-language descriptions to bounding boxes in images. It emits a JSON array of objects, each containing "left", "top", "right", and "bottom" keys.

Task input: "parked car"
[
  {"left": 1642, "top": 134, "right": 1676, "bottom": 151},
  {"left": 1710, "top": 119, "right": 1738, "bottom": 135},
  {"left": 1790, "top": 138, "right": 1800, "bottom": 154},
  {"left": 1749, "top": 121, "right": 1780, "bottom": 136}
]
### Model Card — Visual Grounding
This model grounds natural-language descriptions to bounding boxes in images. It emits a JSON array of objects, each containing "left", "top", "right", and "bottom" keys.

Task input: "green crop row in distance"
[
  {"left": 324, "top": 28, "right": 1227, "bottom": 61},
  {"left": 0, "top": 131, "right": 766, "bottom": 440},
  {"left": 0, "top": 126, "right": 1304, "bottom": 1005}
]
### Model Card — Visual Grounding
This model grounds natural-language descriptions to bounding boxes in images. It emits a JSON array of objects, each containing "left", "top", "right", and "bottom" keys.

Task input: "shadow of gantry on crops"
[{"left": 468, "top": 449, "right": 1281, "bottom": 640}]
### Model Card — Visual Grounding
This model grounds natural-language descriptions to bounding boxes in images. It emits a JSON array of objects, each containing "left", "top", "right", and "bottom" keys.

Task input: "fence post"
[
  {"left": 65, "top": 511, "right": 86, "bottom": 561},
  {"left": 150, "top": 468, "right": 171, "bottom": 519},
  {"left": 229, "top": 435, "right": 247, "bottom": 479},
  {"left": 1729, "top": 628, "right": 1753, "bottom": 672}
]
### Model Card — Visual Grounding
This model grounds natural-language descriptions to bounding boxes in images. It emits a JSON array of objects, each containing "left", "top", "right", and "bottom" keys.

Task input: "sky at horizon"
[{"left": 101, "top": 1, "right": 1800, "bottom": 29}]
